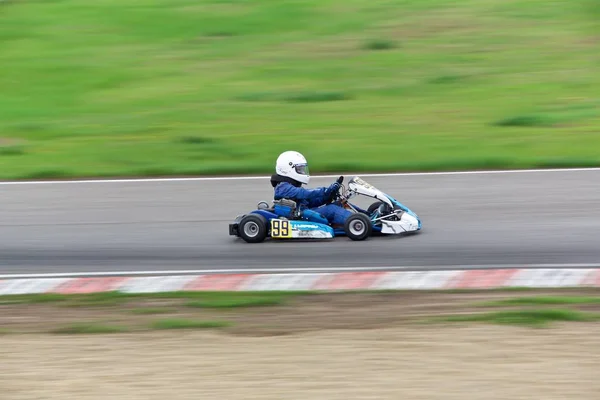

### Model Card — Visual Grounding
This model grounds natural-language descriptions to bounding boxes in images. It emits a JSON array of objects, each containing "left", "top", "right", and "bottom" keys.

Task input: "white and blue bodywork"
[
  {"left": 229, "top": 204, "right": 337, "bottom": 240},
  {"left": 348, "top": 176, "right": 422, "bottom": 235},
  {"left": 229, "top": 176, "right": 421, "bottom": 242}
]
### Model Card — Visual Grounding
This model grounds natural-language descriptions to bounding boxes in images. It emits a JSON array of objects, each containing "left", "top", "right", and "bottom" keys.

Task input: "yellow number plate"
[{"left": 270, "top": 219, "right": 292, "bottom": 238}]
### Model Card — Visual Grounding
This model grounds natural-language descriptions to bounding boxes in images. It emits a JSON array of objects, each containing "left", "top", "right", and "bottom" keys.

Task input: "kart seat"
[
  {"left": 257, "top": 201, "right": 272, "bottom": 211},
  {"left": 272, "top": 198, "right": 298, "bottom": 219},
  {"left": 271, "top": 199, "right": 329, "bottom": 225}
]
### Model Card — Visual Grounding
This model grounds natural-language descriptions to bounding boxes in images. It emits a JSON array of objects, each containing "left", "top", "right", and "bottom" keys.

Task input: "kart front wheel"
[
  {"left": 368, "top": 201, "right": 391, "bottom": 216},
  {"left": 238, "top": 214, "right": 268, "bottom": 243},
  {"left": 344, "top": 213, "right": 372, "bottom": 241}
]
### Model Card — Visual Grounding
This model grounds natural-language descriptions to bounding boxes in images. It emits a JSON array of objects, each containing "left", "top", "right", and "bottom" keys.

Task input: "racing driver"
[{"left": 270, "top": 150, "right": 352, "bottom": 226}]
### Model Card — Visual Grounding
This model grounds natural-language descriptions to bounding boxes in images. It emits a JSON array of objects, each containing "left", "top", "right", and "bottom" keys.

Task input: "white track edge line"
[
  {"left": 1, "top": 167, "right": 600, "bottom": 185},
  {"left": 1, "top": 264, "right": 599, "bottom": 279}
]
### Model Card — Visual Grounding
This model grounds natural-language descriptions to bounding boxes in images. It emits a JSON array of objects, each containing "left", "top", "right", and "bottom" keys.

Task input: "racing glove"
[
  {"left": 324, "top": 182, "right": 341, "bottom": 202},
  {"left": 328, "top": 182, "right": 341, "bottom": 193}
]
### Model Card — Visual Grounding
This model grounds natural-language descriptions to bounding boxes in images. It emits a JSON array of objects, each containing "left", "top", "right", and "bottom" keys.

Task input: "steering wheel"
[{"left": 326, "top": 175, "right": 344, "bottom": 203}]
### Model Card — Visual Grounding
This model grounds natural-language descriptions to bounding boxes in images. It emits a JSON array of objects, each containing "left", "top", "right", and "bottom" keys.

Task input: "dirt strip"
[
  {"left": 1, "top": 289, "right": 599, "bottom": 399},
  {"left": 1, "top": 324, "right": 599, "bottom": 400}
]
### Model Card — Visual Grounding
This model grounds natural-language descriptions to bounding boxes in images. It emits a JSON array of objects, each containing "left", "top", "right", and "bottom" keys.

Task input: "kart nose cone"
[{"left": 401, "top": 213, "right": 420, "bottom": 231}]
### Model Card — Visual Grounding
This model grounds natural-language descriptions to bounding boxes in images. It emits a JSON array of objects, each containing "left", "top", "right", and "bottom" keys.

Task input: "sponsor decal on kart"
[
  {"left": 292, "top": 223, "right": 322, "bottom": 230},
  {"left": 352, "top": 177, "right": 375, "bottom": 190},
  {"left": 271, "top": 219, "right": 329, "bottom": 239}
]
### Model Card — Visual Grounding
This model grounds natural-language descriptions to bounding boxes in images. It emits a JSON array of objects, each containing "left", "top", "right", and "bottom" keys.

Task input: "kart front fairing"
[{"left": 345, "top": 176, "right": 421, "bottom": 234}]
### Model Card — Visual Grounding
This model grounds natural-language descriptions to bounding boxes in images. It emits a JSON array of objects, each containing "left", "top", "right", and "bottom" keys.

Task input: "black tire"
[
  {"left": 238, "top": 214, "right": 268, "bottom": 243},
  {"left": 367, "top": 202, "right": 380, "bottom": 214},
  {"left": 368, "top": 201, "right": 391, "bottom": 215},
  {"left": 344, "top": 213, "right": 372, "bottom": 241}
]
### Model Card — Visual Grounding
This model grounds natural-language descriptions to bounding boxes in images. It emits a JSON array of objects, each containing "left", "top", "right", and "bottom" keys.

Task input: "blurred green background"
[{"left": 0, "top": 0, "right": 598, "bottom": 179}]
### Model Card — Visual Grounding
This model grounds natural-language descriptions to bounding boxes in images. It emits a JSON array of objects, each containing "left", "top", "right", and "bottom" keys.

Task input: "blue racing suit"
[{"left": 270, "top": 174, "right": 352, "bottom": 225}]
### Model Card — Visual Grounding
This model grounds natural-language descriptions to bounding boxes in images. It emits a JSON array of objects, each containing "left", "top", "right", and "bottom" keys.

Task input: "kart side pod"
[{"left": 229, "top": 208, "right": 372, "bottom": 243}]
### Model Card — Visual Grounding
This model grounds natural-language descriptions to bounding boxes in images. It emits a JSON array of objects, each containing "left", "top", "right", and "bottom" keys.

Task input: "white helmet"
[{"left": 275, "top": 150, "right": 310, "bottom": 185}]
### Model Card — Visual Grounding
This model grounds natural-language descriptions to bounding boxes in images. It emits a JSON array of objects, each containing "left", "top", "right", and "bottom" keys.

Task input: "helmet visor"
[{"left": 294, "top": 163, "right": 309, "bottom": 176}]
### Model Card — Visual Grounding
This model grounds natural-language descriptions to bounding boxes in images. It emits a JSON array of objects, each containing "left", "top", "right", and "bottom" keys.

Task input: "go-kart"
[{"left": 228, "top": 175, "right": 421, "bottom": 243}]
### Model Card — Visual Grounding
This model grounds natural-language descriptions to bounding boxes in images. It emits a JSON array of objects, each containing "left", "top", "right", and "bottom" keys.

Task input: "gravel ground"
[
  {"left": 1, "top": 323, "right": 599, "bottom": 400},
  {"left": 1, "top": 289, "right": 599, "bottom": 399}
]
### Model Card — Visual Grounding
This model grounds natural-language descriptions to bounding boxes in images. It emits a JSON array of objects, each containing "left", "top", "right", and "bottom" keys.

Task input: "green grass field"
[
  {"left": 0, "top": 290, "right": 305, "bottom": 307},
  {"left": 1, "top": 289, "right": 599, "bottom": 334},
  {"left": 1, "top": 0, "right": 598, "bottom": 179},
  {"left": 434, "top": 308, "right": 600, "bottom": 327}
]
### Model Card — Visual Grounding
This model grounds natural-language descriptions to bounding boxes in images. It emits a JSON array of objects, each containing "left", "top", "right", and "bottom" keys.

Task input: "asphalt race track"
[{"left": 1, "top": 169, "right": 599, "bottom": 276}]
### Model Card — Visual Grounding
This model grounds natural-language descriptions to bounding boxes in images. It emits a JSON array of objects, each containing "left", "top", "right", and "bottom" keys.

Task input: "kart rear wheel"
[
  {"left": 238, "top": 214, "right": 268, "bottom": 243},
  {"left": 344, "top": 213, "right": 372, "bottom": 241}
]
